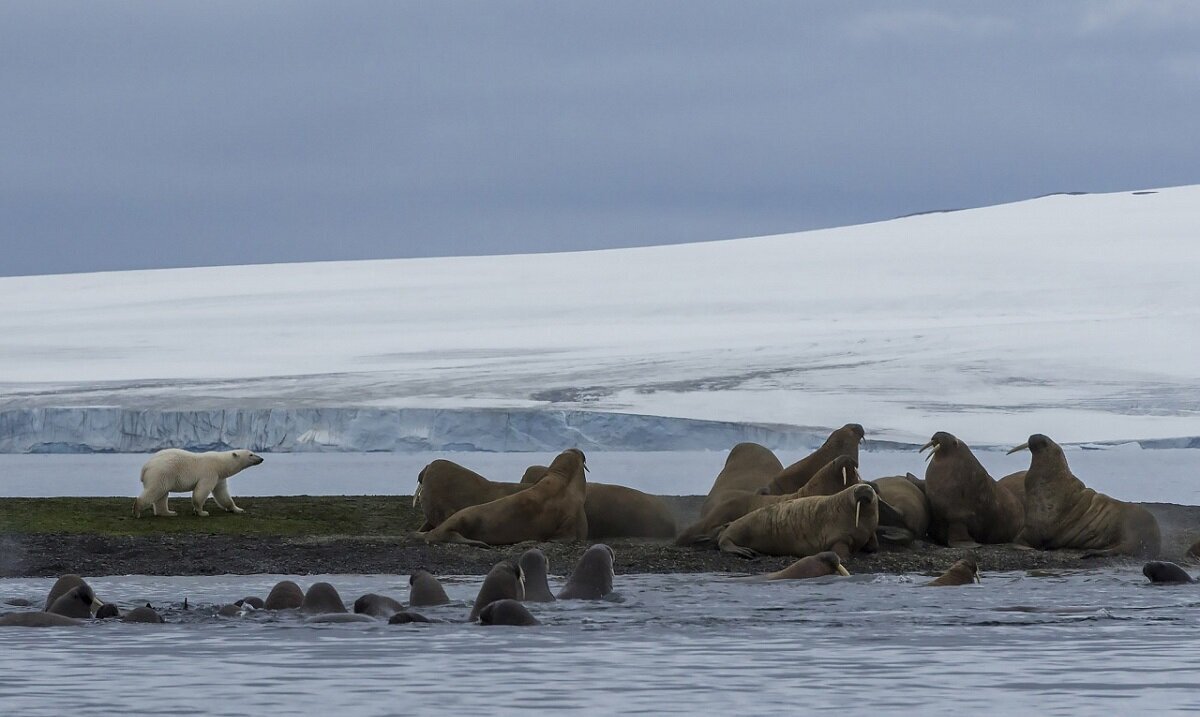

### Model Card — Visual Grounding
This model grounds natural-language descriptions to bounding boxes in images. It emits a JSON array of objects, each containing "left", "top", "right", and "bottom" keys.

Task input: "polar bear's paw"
[
  {"left": 195, "top": 509, "right": 210, "bottom": 517},
  {"left": 231, "top": 506, "right": 246, "bottom": 514}
]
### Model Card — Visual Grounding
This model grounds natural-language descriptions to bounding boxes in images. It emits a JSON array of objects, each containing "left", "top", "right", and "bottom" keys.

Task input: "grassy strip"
[{"left": 0, "top": 496, "right": 426, "bottom": 536}]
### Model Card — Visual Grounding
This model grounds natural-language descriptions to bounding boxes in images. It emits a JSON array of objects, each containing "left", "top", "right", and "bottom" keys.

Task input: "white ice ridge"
[{"left": 0, "top": 186, "right": 1197, "bottom": 450}]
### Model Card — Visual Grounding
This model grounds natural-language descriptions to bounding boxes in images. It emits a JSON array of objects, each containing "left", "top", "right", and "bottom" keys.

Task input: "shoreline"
[{"left": 1, "top": 496, "right": 1196, "bottom": 578}]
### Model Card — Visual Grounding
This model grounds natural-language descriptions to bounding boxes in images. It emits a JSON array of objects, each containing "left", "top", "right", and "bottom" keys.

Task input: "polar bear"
[{"left": 133, "top": 448, "right": 264, "bottom": 518}]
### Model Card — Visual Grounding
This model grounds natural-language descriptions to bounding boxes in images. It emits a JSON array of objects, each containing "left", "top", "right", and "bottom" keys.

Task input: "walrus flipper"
[
  {"left": 718, "top": 536, "right": 758, "bottom": 559},
  {"left": 875, "top": 525, "right": 916, "bottom": 545},
  {"left": 415, "top": 529, "right": 491, "bottom": 548}
]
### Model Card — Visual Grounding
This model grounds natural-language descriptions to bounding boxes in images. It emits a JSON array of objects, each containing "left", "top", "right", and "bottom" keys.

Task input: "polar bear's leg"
[
  {"left": 213, "top": 479, "right": 245, "bottom": 514},
  {"left": 192, "top": 475, "right": 219, "bottom": 517},
  {"left": 152, "top": 493, "right": 176, "bottom": 517}
]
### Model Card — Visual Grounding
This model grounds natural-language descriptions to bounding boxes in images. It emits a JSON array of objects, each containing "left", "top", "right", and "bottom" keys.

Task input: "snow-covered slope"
[{"left": 1, "top": 186, "right": 1197, "bottom": 450}]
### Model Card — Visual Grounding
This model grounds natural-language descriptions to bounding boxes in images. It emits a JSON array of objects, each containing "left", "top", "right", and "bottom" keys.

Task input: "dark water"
[{"left": 2, "top": 569, "right": 1199, "bottom": 715}]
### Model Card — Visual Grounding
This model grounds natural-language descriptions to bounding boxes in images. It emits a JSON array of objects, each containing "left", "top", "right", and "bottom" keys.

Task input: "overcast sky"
[{"left": 2, "top": 2, "right": 1198, "bottom": 276}]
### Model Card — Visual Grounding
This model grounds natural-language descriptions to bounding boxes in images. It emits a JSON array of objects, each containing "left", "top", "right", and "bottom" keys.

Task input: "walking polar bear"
[{"left": 133, "top": 448, "right": 264, "bottom": 517}]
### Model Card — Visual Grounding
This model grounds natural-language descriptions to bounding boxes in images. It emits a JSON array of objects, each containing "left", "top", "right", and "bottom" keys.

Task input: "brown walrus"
[
  {"left": 521, "top": 467, "right": 677, "bottom": 540},
  {"left": 415, "top": 449, "right": 588, "bottom": 547},
  {"left": 408, "top": 570, "right": 451, "bottom": 607},
  {"left": 925, "top": 558, "right": 980, "bottom": 586},
  {"left": 737, "top": 551, "right": 851, "bottom": 581},
  {"left": 48, "top": 585, "right": 104, "bottom": 619},
  {"left": 469, "top": 562, "right": 525, "bottom": 621},
  {"left": 870, "top": 474, "right": 931, "bottom": 545},
  {"left": 557, "top": 544, "right": 615, "bottom": 600},
  {"left": 676, "top": 456, "right": 862, "bottom": 546},
  {"left": 996, "top": 470, "right": 1027, "bottom": 505},
  {"left": 518, "top": 549, "right": 556, "bottom": 602},
  {"left": 1142, "top": 561, "right": 1195, "bottom": 584},
  {"left": 301, "top": 582, "right": 347, "bottom": 614},
  {"left": 264, "top": 580, "right": 304, "bottom": 610},
  {"left": 413, "top": 460, "right": 528, "bottom": 531},
  {"left": 717, "top": 483, "right": 879, "bottom": 559},
  {"left": 478, "top": 599, "right": 540, "bottom": 626},
  {"left": 44, "top": 574, "right": 88, "bottom": 611},
  {"left": 699, "top": 442, "right": 784, "bottom": 515},
  {"left": 353, "top": 593, "right": 405, "bottom": 619},
  {"left": 1008, "top": 434, "right": 1161, "bottom": 558},
  {"left": 921, "top": 431, "right": 1023, "bottom": 547},
  {"left": 0, "top": 612, "right": 82, "bottom": 627},
  {"left": 762, "top": 423, "right": 865, "bottom": 495}
]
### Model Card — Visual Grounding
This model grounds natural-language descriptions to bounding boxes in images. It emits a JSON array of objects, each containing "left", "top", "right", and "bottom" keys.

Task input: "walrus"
[
  {"left": 48, "top": 585, "right": 103, "bottom": 619},
  {"left": 217, "top": 604, "right": 243, "bottom": 618},
  {"left": 416, "top": 448, "right": 589, "bottom": 547},
  {"left": 469, "top": 562, "right": 525, "bottom": 621},
  {"left": 996, "top": 471, "right": 1027, "bottom": 505},
  {"left": 737, "top": 551, "right": 851, "bottom": 582},
  {"left": 925, "top": 558, "right": 980, "bottom": 586},
  {"left": 677, "top": 456, "right": 862, "bottom": 546},
  {"left": 558, "top": 544, "right": 615, "bottom": 600},
  {"left": 521, "top": 467, "right": 677, "bottom": 540},
  {"left": 236, "top": 596, "right": 265, "bottom": 610},
  {"left": 762, "top": 423, "right": 865, "bottom": 495},
  {"left": 718, "top": 483, "right": 879, "bottom": 559},
  {"left": 871, "top": 474, "right": 931, "bottom": 545},
  {"left": 264, "top": 580, "right": 304, "bottom": 610},
  {"left": 922, "top": 431, "right": 1023, "bottom": 547},
  {"left": 95, "top": 603, "right": 121, "bottom": 619},
  {"left": 518, "top": 549, "right": 556, "bottom": 602},
  {"left": 301, "top": 582, "right": 347, "bottom": 614},
  {"left": 1143, "top": 561, "right": 1195, "bottom": 584},
  {"left": 121, "top": 606, "right": 165, "bottom": 623},
  {"left": 353, "top": 593, "right": 406, "bottom": 619},
  {"left": 305, "top": 613, "right": 377, "bottom": 624},
  {"left": 1008, "top": 434, "right": 1161, "bottom": 557},
  {"left": 478, "top": 599, "right": 541, "bottom": 626},
  {"left": 699, "top": 442, "right": 784, "bottom": 515},
  {"left": 0, "top": 612, "right": 82, "bottom": 627},
  {"left": 408, "top": 570, "right": 450, "bottom": 607},
  {"left": 388, "top": 611, "right": 436, "bottom": 624},
  {"left": 44, "top": 574, "right": 88, "bottom": 611},
  {"left": 413, "top": 459, "right": 529, "bottom": 531}
]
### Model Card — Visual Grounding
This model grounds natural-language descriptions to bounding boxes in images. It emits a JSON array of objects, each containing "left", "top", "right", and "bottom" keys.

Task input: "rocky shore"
[{"left": 2, "top": 496, "right": 1196, "bottom": 578}]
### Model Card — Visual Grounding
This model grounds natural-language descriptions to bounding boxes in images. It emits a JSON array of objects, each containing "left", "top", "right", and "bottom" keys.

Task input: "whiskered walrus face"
[
  {"left": 1006, "top": 433, "right": 1057, "bottom": 456},
  {"left": 816, "top": 551, "right": 852, "bottom": 577},
  {"left": 830, "top": 455, "right": 860, "bottom": 486},
  {"left": 843, "top": 423, "right": 866, "bottom": 443},
  {"left": 849, "top": 484, "right": 877, "bottom": 528},
  {"left": 551, "top": 448, "right": 589, "bottom": 475},
  {"left": 920, "top": 431, "right": 960, "bottom": 461}
]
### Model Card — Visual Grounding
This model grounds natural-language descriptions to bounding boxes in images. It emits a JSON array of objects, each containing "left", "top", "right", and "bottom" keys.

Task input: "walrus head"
[
  {"left": 550, "top": 448, "right": 589, "bottom": 477},
  {"left": 849, "top": 483, "right": 877, "bottom": 528},
  {"left": 1142, "top": 561, "right": 1195, "bottom": 585},
  {"left": 1006, "top": 433, "right": 1056, "bottom": 456},
  {"left": 919, "top": 431, "right": 960, "bottom": 462},
  {"left": 816, "top": 551, "right": 852, "bottom": 577},
  {"left": 830, "top": 455, "right": 860, "bottom": 487}
]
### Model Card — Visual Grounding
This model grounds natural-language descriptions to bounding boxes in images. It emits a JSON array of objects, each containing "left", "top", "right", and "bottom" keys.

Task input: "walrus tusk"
[
  {"left": 973, "top": 571, "right": 981, "bottom": 584},
  {"left": 855, "top": 501, "right": 861, "bottom": 528},
  {"left": 1006, "top": 442, "right": 1029, "bottom": 455},
  {"left": 91, "top": 597, "right": 104, "bottom": 612},
  {"left": 412, "top": 484, "right": 423, "bottom": 507},
  {"left": 920, "top": 440, "right": 938, "bottom": 461},
  {"left": 836, "top": 564, "right": 851, "bottom": 577},
  {"left": 842, "top": 467, "right": 848, "bottom": 486}
]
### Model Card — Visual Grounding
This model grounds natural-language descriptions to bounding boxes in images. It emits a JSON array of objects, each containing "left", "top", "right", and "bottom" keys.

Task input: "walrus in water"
[
  {"left": 761, "top": 424, "right": 865, "bottom": 496},
  {"left": 48, "top": 585, "right": 104, "bottom": 619},
  {"left": 925, "top": 558, "right": 981, "bottom": 586},
  {"left": 871, "top": 474, "right": 931, "bottom": 545},
  {"left": 301, "top": 583, "right": 347, "bottom": 614},
  {"left": 388, "top": 611, "right": 436, "bottom": 624},
  {"left": 408, "top": 570, "right": 451, "bottom": 607},
  {"left": 416, "top": 449, "right": 588, "bottom": 547},
  {"left": 469, "top": 562, "right": 525, "bottom": 621},
  {"left": 95, "top": 603, "right": 121, "bottom": 619},
  {"left": 122, "top": 606, "right": 166, "bottom": 623},
  {"left": 0, "top": 612, "right": 82, "bottom": 627},
  {"left": 521, "top": 466, "right": 677, "bottom": 540},
  {"left": 264, "top": 580, "right": 305, "bottom": 610},
  {"left": 922, "top": 431, "right": 1023, "bottom": 547},
  {"left": 558, "top": 544, "right": 615, "bottom": 600},
  {"left": 1142, "top": 561, "right": 1195, "bottom": 584},
  {"left": 44, "top": 574, "right": 88, "bottom": 611},
  {"left": 413, "top": 460, "right": 528, "bottom": 531},
  {"left": 718, "top": 483, "right": 879, "bottom": 559},
  {"left": 478, "top": 599, "right": 541, "bottom": 626},
  {"left": 236, "top": 597, "right": 265, "bottom": 610},
  {"left": 738, "top": 551, "right": 851, "bottom": 582},
  {"left": 354, "top": 593, "right": 405, "bottom": 619},
  {"left": 518, "top": 549, "right": 556, "bottom": 602},
  {"left": 699, "top": 443, "right": 784, "bottom": 516},
  {"left": 1008, "top": 434, "right": 1161, "bottom": 558},
  {"left": 677, "top": 456, "right": 862, "bottom": 546}
]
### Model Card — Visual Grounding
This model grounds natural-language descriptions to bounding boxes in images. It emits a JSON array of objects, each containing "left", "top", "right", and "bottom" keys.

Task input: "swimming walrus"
[
  {"left": 301, "top": 582, "right": 347, "bottom": 614},
  {"left": 518, "top": 549, "right": 556, "bottom": 602},
  {"left": 1008, "top": 434, "right": 1161, "bottom": 558},
  {"left": 469, "top": 562, "right": 525, "bottom": 621},
  {"left": 737, "top": 551, "right": 851, "bottom": 582},
  {"left": 718, "top": 483, "right": 879, "bottom": 559},
  {"left": 676, "top": 456, "right": 862, "bottom": 547},
  {"left": 521, "top": 467, "right": 677, "bottom": 540},
  {"left": 1142, "top": 561, "right": 1195, "bottom": 584},
  {"left": 924, "top": 558, "right": 980, "bottom": 586},
  {"left": 264, "top": 580, "right": 305, "bottom": 610},
  {"left": 48, "top": 585, "right": 104, "bottom": 619},
  {"left": 408, "top": 570, "right": 451, "bottom": 607},
  {"left": 0, "top": 611, "right": 83, "bottom": 627},
  {"left": 416, "top": 449, "right": 589, "bottom": 547},
  {"left": 761, "top": 423, "right": 865, "bottom": 495},
  {"left": 870, "top": 474, "right": 931, "bottom": 545},
  {"left": 44, "top": 574, "right": 88, "bottom": 611},
  {"left": 558, "top": 544, "right": 615, "bottom": 600},
  {"left": 353, "top": 593, "right": 406, "bottom": 619},
  {"left": 478, "top": 599, "right": 541, "bottom": 626},
  {"left": 236, "top": 597, "right": 265, "bottom": 610},
  {"left": 413, "top": 460, "right": 528, "bottom": 531},
  {"left": 922, "top": 431, "right": 1024, "bottom": 547},
  {"left": 121, "top": 606, "right": 166, "bottom": 623},
  {"left": 95, "top": 603, "right": 121, "bottom": 619},
  {"left": 699, "top": 443, "right": 784, "bottom": 516}
]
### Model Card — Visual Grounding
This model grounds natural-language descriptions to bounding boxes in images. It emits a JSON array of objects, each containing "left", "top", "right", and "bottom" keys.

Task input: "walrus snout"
[{"left": 1009, "top": 434, "right": 1052, "bottom": 455}]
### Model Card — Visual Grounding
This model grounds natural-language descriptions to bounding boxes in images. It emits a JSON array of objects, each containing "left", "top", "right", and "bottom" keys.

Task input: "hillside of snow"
[{"left": 0, "top": 186, "right": 1197, "bottom": 451}]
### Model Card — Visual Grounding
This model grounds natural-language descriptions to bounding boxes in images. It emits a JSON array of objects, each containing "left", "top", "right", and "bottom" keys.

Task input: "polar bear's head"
[{"left": 229, "top": 450, "right": 264, "bottom": 470}]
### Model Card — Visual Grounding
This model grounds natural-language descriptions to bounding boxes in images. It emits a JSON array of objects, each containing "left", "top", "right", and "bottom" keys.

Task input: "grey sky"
[{"left": 2, "top": 1, "right": 1198, "bottom": 276}]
